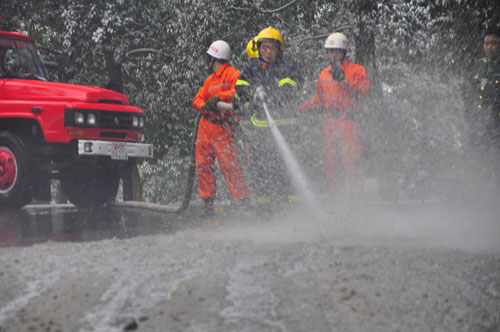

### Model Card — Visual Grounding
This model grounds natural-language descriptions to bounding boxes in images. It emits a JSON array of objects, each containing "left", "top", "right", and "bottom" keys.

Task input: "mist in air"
[{"left": 209, "top": 33, "right": 500, "bottom": 253}]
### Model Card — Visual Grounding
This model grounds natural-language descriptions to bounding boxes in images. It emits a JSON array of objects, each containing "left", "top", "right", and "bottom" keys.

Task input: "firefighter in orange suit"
[
  {"left": 193, "top": 40, "right": 249, "bottom": 216},
  {"left": 300, "top": 32, "right": 370, "bottom": 196}
]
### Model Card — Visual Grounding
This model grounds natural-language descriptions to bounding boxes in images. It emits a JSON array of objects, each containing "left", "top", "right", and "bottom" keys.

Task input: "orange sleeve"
[
  {"left": 219, "top": 69, "right": 239, "bottom": 102},
  {"left": 346, "top": 66, "right": 370, "bottom": 97},
  {"left": 300, "top": 72, "right": 324, "bottom": 112},
  {"left": 193, "top": 78, "right": 209, "bottom": 113}
]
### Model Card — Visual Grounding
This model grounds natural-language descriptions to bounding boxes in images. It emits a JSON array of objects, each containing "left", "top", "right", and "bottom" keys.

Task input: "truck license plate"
[{"left": 111, "top": 143, "right": 128, "bottom": 160}]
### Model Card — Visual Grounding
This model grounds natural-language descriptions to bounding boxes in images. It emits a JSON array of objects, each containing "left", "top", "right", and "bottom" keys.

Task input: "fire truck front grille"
[
  {"left": 99, "top": 111, "right": 134, "bottom": 130},
  {"left": 64, "top": 109, "right": 145, "bottom": 131}
]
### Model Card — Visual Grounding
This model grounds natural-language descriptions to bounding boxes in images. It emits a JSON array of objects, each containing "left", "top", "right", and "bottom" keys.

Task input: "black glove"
[
  {"left": 202, "top": 94, "right": 219, "bottom": 112},
  {"left": 330, "top": 65, "right": 345, "bottom": 82},
  {"left": 235, "top": 101, "right": 252, "bottom": 118},
  {"left": 231, "top": 101, "right": 245, "bottom": 116}
]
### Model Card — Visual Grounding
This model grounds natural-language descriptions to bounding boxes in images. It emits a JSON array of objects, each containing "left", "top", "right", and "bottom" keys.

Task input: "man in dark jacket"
[
  {"left": 236, "top": 26, "right": 303, "bottom": 210},
  {"left": 466, "top": 26, "right": 500, "bottom": 193}
]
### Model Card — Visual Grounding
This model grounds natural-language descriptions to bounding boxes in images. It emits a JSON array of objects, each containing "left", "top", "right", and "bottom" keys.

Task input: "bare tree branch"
[
  {"left": 294, "top": 25, "right": 353, "bottom": 43},
  {"left": 42, "top": 60, "right": 59, "bottom": 68},
  {"left": 222, "top": 17, "right": 252, "bottom": 40},
  {"left": 228, "top": 0, "right": 302, "bottom": 14},
  {"left": 260, "top": 0, "right": 301, "bottom": 14},
  {"left": 126, "top": 48, "right": 161, "bottom": 57},
  {"left": 36, "top": 44, "right": 65, "bottom": 56},
  {"left": 224, "top": 0, "right": 302, "bottom": 41}
]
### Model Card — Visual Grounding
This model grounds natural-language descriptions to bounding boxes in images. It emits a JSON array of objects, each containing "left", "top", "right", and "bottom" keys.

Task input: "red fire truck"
[{"left": 0, "top": 29, "right": 153, "bottom": 209}]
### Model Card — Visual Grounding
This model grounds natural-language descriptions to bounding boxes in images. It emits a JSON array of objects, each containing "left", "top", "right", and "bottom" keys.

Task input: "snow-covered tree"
[{"left": 2, "top": 0, "right": 499, "bottom": 202}]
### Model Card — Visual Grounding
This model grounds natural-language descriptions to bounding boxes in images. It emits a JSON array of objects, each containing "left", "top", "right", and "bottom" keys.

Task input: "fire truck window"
[
  {"left": 0, "top": 48, "right": 5, "bottom": 75},
  {"left": 4, "top": 48, "right": 37, "bottom": 77}
]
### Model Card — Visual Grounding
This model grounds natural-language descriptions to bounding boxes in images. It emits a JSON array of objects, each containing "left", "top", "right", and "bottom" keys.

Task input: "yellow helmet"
[
  {"left": 256, "top": 26, "right": 284, "bottom": 51},
  {"left": 246, "top": 37, "right": 258, "bottom": 59}
]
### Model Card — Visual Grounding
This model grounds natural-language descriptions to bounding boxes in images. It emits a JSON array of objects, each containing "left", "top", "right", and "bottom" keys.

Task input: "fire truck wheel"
[
  {"left": 61, "top": 159, "right": 120, "bottom": 207},
  {"left": 0, "top": 131, "right": 35, "bottom": 209}
]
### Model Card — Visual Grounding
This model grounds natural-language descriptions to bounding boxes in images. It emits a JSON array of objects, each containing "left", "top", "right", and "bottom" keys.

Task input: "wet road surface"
[
  {"left": 0, "top": 199, "right": 499, "bottom": 332},
  {"left": 0, "top": 202, "right": 207, "bottom": 247}
]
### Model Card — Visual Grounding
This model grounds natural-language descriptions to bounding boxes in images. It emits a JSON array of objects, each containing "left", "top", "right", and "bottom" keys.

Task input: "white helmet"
[
  {"left": 207, "top": 40, "right": 231, "bottom": 61},
  {"left": 324, "top": 32, "right": 348, "bottom": 50}
]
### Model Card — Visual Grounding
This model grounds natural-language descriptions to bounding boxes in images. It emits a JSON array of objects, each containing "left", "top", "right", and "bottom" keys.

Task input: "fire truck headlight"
[
  {"left": 139, "top": 117, "right": 144, "bottom": 128},
  {"left": 87, "top": 113, "right": 96, "bottom": 126},
  {"left": 75, "top": 112, "right": 84, "bottom": 125},
  {"left": 132, "top": 116, "right": 139, "bottom": 127}
]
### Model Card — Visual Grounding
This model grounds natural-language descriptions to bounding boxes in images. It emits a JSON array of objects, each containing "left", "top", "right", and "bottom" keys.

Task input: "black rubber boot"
[{"left": 203, "top": 198, "right": 214, "bottom": 217}]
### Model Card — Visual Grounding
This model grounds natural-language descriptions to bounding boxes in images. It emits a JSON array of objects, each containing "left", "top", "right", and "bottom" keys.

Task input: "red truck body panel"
[
  {"left": 0, "top": 79, "right": 129, "bottom": 104},
  {"left": 0, "top": 80, "right": 144, "bottom": 143},
  {"left": 0, "top": 31, "right": 147, "bottom": 144}
]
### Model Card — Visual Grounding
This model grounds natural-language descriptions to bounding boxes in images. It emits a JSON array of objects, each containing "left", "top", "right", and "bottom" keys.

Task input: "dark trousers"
[{"left": 464, "top": 127, "right": 500, "bottom": 194}]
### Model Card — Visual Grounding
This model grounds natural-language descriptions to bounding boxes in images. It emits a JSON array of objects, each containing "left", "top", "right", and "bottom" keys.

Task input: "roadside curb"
[
  {"left": 108, "top": 201, "right": 182, "bottom": 213},
  {"left": 22, "top": 201, "right": 184, "bottom": 213}
]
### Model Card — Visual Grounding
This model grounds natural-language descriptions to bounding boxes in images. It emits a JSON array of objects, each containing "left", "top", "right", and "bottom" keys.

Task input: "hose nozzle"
[{"left": 254, "top": 86, "right": 266, "bottom": 102}]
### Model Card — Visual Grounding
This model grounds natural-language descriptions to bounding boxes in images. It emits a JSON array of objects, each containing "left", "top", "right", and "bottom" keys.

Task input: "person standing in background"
[
  {"left": 300, "top": 32, "right": 370, "bottom": 198},
  {"left": 465, "top": 26, "right": 500, "bottom": 195}
]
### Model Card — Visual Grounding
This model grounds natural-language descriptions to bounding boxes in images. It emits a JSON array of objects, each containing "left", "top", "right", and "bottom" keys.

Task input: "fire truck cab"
[{"left": 0, "top": 28, "right": 153, "bottom": 209}]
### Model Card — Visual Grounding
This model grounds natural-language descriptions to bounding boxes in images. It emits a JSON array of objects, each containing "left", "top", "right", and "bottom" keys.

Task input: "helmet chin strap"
[
  {"left": 208, "top": 57, "right": 216, "bottom": 73},
  {"left": 341, "top": 50, "right": 347, "bottom": 62}
]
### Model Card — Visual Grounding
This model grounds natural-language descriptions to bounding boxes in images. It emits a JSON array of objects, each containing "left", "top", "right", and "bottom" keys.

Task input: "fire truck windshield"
[{"left": 0, "top": 37, "right": 48, "bottom": 80}]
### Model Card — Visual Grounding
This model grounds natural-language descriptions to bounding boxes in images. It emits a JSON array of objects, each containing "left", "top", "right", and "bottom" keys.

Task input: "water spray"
[{"left": 252, "top": 88, "right": 319, "bottom": 211}]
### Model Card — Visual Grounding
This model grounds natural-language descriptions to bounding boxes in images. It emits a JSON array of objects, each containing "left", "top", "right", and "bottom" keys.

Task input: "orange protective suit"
[
  {"left": 193, "top": 63, "right": 248, "bottom": 200},
  {"left": 300, "top": 58, "right": 370, "bottom": 194}
]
